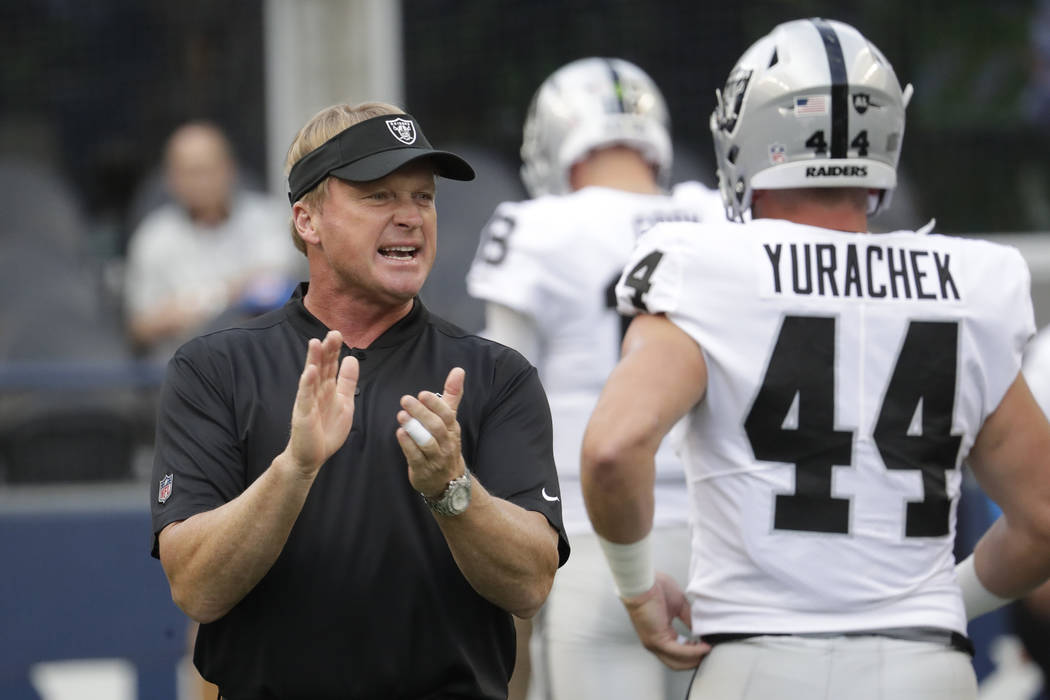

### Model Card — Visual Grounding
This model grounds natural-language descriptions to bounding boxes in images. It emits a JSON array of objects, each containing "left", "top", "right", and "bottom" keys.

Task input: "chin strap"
[{"left": 916, "top": 218, "right": 937, "bottom": 235}]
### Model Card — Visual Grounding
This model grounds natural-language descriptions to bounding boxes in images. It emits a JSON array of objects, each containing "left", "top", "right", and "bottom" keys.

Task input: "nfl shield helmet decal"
[
  {"left": 158, "top": 473, "right": 173, "bottom": 503},
  {"left": 385, "top": 117, "right": 417, "bottom": 144}
]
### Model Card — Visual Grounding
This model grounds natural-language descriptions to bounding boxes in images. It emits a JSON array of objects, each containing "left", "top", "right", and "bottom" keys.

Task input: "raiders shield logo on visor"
[{"left": 386, "top": 118, "right": 417, "bottom": 145}]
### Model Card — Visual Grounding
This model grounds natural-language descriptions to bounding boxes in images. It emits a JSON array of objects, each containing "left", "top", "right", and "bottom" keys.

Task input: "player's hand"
[
  {"left": 396, "top": 367, "right": 467, "bottom": 497},
  {"left": 621, "top": 571, "right": 710, "bottom": 670},
  {"left": 285, "top": 331, "right": 359, "bottom": 478}
]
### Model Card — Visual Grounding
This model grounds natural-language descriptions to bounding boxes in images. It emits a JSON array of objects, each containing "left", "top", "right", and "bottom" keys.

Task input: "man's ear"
[{"left": 293, "top": 201, "right": 321, "bottom": 246}]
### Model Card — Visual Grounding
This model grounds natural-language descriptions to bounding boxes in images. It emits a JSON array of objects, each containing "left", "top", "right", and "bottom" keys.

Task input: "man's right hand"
[{"left": 285, "top": 330, "right": 359, "bottom": 478}]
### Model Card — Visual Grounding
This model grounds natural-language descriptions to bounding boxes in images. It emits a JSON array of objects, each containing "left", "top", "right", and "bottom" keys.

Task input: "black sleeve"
[
  {"left": 472, "top": 355, "right": 570, "bottom": 567},
  {"left": 149, "top": 340, "right": 247, "bottom": 557}
]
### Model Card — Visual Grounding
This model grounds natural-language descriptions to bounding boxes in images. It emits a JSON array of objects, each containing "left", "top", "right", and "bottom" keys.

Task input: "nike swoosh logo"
[{"left": 541, "top": 488, "right": 560, "bottom": 502}]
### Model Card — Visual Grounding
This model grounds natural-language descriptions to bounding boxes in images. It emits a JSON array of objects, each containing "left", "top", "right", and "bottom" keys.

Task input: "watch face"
[
  {"left": 423, "top": 468, "right": 472, "bottom": 516},
  {"left": 449, "top": 485, "right": 470, "bottom": 513}
]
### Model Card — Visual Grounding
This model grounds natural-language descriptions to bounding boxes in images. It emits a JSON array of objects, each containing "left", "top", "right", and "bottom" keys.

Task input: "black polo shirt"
[{"left": 150, "top": 284, "right": 569, "bottom": 700}]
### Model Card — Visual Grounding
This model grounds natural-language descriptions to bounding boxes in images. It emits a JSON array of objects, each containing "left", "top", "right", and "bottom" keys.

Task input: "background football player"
[{"left": 467, "top": 57, "right": 723, "bottom": 700}]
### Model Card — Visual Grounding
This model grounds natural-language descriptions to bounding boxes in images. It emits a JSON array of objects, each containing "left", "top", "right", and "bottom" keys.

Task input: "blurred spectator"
[
  {"left": 123, "top": 121, "right": 302, "bottom": 359},
  {"left": 0, "top": 159, "right": 141, "bottom": 483},
  {"left": 0, "top": 158, "right": 125, "bottom": 361}
]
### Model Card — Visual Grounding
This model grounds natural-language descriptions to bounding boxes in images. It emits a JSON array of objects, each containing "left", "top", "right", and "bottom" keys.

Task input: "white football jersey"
[
  {"left": 617, "top": 218, "right": 1034, "bottom": 636},
  {"left": 467, "top": 182, "right": 725, "bottom": 534}
]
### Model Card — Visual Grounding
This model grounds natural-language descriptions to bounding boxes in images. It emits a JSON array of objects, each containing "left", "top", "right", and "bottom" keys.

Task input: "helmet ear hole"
[
  {"left": 710, "top": 18, "right": 908, "bottom": 220},
  {"left": 520, "top": 57, "right": 673, "bottom": 198}
]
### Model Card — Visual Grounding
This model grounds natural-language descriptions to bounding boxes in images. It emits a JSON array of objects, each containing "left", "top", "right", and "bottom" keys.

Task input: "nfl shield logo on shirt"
[
  {"left": 385, "top": 117, "right": 417, "bottom": 145},
  {"left": 158, "top": 473, "right": 173, "bottom": 504}
]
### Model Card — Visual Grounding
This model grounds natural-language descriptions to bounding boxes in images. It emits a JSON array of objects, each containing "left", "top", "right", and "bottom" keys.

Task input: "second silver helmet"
[{"left": 521, "top": 57, "right": 673, "bottom": 198}]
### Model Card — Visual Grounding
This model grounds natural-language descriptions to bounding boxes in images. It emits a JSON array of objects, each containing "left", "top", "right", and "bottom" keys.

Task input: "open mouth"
[{"left": 378, "top": 246, "right": 419, "bottom": 260}]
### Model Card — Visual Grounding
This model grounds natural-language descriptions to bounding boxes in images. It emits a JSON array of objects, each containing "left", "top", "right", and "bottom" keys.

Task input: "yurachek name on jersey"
[{"left": 760, "top": 241, "right": 961, "bottom": 301}]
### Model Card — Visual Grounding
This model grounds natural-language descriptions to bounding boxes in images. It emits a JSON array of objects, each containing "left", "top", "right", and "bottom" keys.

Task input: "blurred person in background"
[
  {"left": 123, "top": 120, "right": 302, "bottom": 360},
  {"left": 151, "top": 101, "right": 568, "bottom": 699},
  {"left": 467, "top": 57, "right": 724, "bottom": 700},
  {"left": 582, "top": 18, "right": 1050, "bottom": 699}
]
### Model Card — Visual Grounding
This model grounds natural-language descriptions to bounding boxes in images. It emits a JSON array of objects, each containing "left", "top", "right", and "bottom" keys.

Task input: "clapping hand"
[
  {"left": 286, "top": 331, "right": 359, "bottom": 478},
  {"left": 396, "top": 367, "right": 467, "bottom": 497}
]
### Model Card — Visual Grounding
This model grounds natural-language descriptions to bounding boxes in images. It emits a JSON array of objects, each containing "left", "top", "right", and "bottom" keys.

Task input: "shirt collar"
[{"left": 284, "top": 282, "right": 429, "bottom": 349}]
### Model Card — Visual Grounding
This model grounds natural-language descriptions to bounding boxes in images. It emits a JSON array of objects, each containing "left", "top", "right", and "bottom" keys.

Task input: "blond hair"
[{"left": 284, "top": 101, "right": 405, "bottom": 254}]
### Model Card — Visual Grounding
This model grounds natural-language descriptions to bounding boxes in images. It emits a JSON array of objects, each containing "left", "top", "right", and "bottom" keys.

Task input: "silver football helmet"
[
  {"left": 520, "top": 57, "right": 673, "bottom": 197},
  {"left": 710, "top": 18, "right": 913, "bottom": 221}
]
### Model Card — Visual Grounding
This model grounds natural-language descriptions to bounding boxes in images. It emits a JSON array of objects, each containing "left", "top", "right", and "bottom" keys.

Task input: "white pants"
[
  {"left": 542, "top": 526, "right": 693, "bottom": 700},
  {"left": 688, "top": 634, "right": 977, "bottom": 700}
]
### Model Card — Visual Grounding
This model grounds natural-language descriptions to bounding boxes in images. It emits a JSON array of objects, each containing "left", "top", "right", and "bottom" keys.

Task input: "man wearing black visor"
[{"left": 150, "top": 101, "right": 569, "bottom": 699}]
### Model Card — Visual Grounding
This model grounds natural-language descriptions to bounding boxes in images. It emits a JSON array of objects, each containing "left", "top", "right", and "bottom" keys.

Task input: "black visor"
[{"left": 287, "top": 113, "right": 476, "bottom": 203}]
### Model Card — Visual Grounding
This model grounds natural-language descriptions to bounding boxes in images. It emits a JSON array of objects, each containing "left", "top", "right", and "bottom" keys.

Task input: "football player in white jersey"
[
  {"left": 581, "top": 18, "right": 1050, "bottom": 700},
  {"left": 467, "top": 58, "right": 724, "bottom": 700}
]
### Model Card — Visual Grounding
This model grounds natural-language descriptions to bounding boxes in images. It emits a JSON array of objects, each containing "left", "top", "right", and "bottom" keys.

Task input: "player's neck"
[
  {"left": 765, "top": 208, "right": 868, "bottom": 233},
  {"left": 753, "top": 190, "right": 868, "bottom": 233},
  {"left": 569, "top": 147, "right": 662, "bottom": 195}
]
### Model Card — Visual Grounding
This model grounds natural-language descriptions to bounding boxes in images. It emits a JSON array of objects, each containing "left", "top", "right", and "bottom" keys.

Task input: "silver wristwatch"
[{"left": 421, "top": 466, "right": 472, "bottom": 516}]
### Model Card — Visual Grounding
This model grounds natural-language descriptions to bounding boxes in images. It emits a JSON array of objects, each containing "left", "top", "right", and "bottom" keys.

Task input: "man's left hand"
[{"left": 397, "top": 367, "right": 468, "bottom": 496}]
